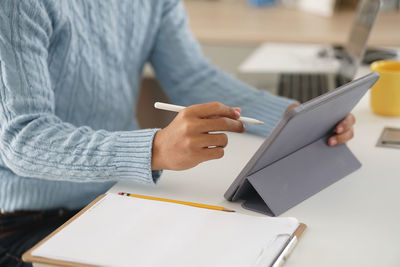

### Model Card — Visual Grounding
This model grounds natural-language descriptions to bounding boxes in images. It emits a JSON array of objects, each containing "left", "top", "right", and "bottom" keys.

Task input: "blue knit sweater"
[{"left": 0, "top": 0, "right": 295, "bottom": 212}]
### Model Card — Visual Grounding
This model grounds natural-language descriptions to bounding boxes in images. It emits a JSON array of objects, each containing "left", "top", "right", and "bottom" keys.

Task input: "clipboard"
[
  {"left": 224, "top": 72, "right": 380, "bottom": 216},
  {"left": 23, "top": 193, "right": 307, "bottom": 267},
  {"left": 23, "top": 194, "right": 105, "bottom": 267}
]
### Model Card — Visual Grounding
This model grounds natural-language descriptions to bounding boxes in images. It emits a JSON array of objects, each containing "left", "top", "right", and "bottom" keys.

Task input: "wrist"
[{"left": 151, "top": 130, "right": 165, "bottom": 170}]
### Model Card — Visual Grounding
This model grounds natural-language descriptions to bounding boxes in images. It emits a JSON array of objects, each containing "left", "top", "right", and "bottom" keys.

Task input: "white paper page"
[
  {"left": 32, "top": 194, "right": 299, "bottom": 267},
  {"left": 239, "top": 43, "right": 340, "bottom": 73}
]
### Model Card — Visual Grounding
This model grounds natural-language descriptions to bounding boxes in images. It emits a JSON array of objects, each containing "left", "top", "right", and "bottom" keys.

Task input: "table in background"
[{"left": 184, "top": 0, "right": 400, "bottom": 46}]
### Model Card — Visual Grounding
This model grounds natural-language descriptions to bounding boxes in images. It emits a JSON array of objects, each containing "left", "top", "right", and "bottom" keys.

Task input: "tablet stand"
[{"left": 240, "top": 136, "right": 361, "bottom": 216}]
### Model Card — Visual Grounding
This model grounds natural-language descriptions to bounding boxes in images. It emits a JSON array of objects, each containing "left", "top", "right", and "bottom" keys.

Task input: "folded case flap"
[{"left": 243, "top": 136, "right": 361, "bottom": 216}]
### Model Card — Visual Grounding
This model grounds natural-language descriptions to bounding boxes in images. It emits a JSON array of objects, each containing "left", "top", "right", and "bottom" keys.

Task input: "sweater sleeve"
[
  {"left": 149, "top": 0, "right": 298, "bottom": 136},
  {"left": 0, "top": 0, "right": 160, "bottom": 183}
]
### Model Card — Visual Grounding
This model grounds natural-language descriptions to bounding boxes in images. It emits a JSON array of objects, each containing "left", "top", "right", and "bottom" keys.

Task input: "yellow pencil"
[{"left": 118, "top": 192, "right": 235, "bottom": 212}]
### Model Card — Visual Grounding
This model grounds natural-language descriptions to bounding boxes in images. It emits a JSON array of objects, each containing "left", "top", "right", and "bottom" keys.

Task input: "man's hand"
[
  {"left": 328, "top": 113, "right": 356, "bottom": 146},
  {"left": 152, "top": 102, "right": 245, "bottom": 170},
  {"left": 286, "top": 104, "right": 356, "bottom": 146}
]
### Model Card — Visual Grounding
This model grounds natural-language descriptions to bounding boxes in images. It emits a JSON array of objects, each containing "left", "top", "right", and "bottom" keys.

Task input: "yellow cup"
[{"left": 370, "top": 60, "right": 400, "bottom": 116}]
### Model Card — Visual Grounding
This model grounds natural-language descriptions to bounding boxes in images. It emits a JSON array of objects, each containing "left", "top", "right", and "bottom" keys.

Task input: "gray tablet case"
[{"left": 224, "top": 72, "right": 380, "bottom": 216}]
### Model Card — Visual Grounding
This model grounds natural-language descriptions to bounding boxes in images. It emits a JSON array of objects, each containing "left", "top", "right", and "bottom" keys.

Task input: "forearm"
[{"left": 0, "top": 114, "right": 160, "bottom": 183}]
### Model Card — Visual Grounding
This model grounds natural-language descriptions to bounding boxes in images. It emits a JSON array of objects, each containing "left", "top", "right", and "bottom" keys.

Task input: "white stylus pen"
[{"left": 154, "top": 102, "right": 264, "bottom": 125}]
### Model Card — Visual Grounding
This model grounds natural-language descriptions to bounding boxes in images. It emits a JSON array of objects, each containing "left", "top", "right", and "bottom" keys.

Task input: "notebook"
[{"left": 23, "top": 193, "right": 306, "bottom": 267}]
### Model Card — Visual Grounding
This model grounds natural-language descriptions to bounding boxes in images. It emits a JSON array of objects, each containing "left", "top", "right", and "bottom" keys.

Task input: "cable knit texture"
[{"left": 0, "top": 0, "right": 296, "bottom": 211}]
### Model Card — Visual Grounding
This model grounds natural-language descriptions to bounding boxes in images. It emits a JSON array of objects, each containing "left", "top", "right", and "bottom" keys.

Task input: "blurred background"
[{"left": 138, "top": 0, "right": 400, "bottom": 128}]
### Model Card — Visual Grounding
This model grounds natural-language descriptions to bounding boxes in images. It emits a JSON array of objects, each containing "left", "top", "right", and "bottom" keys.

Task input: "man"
[{"left": 0, "top": 1, "right": 355, "bottom": 266}]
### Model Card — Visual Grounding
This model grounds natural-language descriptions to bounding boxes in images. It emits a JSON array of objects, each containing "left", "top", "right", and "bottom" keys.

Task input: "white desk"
[{"left": 110, "top": 70, "right": 400, "bottom": 266}]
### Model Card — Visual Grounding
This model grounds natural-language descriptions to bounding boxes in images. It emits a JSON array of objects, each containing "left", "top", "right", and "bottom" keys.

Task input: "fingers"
[
  {"left": 196, "top": 117, "right": 245, "bottom": 133},
  {"left": 186, "top": 133, "right": 228, "bottom": 151},
  {"left": 200, "top": 147, "right": 225, "bottom": 161},
  {"left": 329, "top": 113, "right": 356, "bottom": 146},
  {"left": 184, "top": 102, "right": 240, "bottom": 120},
  {"left": 197, "top": 133, "right": 228, "bottom": 148},
  {"left": 233, "top": 107, "right": 241, "bottom": 113},
  {"left": 335, "top": 114, "right": 356, "bottom": 134},
  {"left": 329, "top": 128, "right": 354, "bottom": 146},
  {"left": 187, "top": 134, "right": 229, "bottom": 162},
  {"left": 179, "top": 102, "right": 245, "bottom": 133}
]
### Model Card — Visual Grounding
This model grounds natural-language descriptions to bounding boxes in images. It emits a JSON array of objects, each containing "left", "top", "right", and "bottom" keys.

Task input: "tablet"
[{"left": 224, "top": 72, "right": 379, "bottom": 215}]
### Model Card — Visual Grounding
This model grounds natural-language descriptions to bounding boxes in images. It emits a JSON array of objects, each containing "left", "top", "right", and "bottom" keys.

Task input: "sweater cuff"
[{"left": 112, "top": 129, "right": 162, "bottom": 184}]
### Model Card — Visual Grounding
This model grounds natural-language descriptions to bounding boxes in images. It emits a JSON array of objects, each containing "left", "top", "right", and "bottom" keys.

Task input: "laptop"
[{"left": 239, "top": 0, "right": 382, "bottom": 103}]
